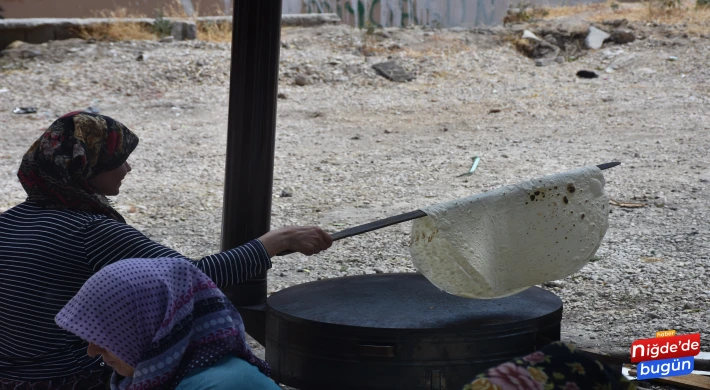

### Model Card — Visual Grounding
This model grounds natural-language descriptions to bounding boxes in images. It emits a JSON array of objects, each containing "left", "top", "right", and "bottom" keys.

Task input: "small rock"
[
  {"left": 21, "top": 49, "right": 42, "bottom": 59},
  {"left": 170, "top": 22, "right": 191, "bottom": 40},
  {"left": 576, "top": 70, "right": 599, "bottom": 79},
  {"left": 668, "top": 56, "right": 679, "bottom": 61},
  {"left": 374, "top": 268, "right": 385, "bottom": 274},
  {"left": 13, "top": 107, "right": 37, "bottom": 114},
  {"left": 160, "top": 36, "right": 175, "bottom": 43},
  {"left": 555, "top": 56, "right": 565, "bottom": 64},
  {"left": 136, "top": 52, "right": 147, "bottom": 61},
  {"left": 535, "top": 59, "right": 547, "bottom": 67},
  {"left": 602, "top": 18, "right": 629, "bottom": 27},
  {"left": 372, "top": 61, "right": 414, "bottom": 82},
  {"left": 543, "top": 34, "right": 558, "bottom": 46},
  {"left": 585, "top": 26, "right": 611, "bottom": 50},
  {"left": 277, "top": 92, "right": 287, "bottom": 99},
  {"left": 294, "top": 74, "right": 312, "bottom": 86},
  {"left": 6, "top": 40, "right": 26, "bottom": 49},
  {"left": 519, "top": 30, "right": 560, "bottom": 59},
  {"left": 351, "top": 135, "right": 361, "bottom": 140},
  {"left": 683, "top": 303, "right": 695, "bottom": 310},
  {"left": 610, "top": 29, "right": 636, "bottom": 44},
  {"left": 86, "top": 106, "right": 101, "bottom": 114},
  {"left": 280, "top": 188, "right": 293, "bottom": 198},
  {"left": 184, "top": 22, "right": 198, "bottom": 40},
  {"left": 522, "top": 30, "right": 541, "bottom": 40},
  {"left": 646, "top": 312, "right": 661, "bottom": 319},
  {"left": 543, "top": 280, "right": 565, "bottom": 288}
]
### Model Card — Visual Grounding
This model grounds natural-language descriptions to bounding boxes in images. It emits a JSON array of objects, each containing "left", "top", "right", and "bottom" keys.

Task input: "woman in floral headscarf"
[
  {"left": 462, "top": 342, "right": 637, "bottom": 390},
  {"left": 0, "top": 111, "right": 331, "bottom": 389},
  {"left": 56, "top": 257, "right": 280, "bottom": 390}
]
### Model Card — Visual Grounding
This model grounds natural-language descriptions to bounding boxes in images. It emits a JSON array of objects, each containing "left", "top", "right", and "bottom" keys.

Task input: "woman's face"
[
  {"left": 87, "top": 342, "right": 135, "bottom": 377},
  {"left": 89, "top": 161, "right": 131, "bottom": 196}
]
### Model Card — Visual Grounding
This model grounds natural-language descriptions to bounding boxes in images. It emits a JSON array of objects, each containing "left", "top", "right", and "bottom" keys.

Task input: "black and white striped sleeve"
[{"left": 83, "top": 218, "right": 272, "bottom": 287}]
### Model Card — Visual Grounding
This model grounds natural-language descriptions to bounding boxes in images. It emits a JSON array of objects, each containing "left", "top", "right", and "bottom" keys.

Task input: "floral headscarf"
[
  {"left": 17, "top": 111, "right": 139, "bottom": 223},
  {"left": 55, "top": 257, "right": 270, "bottom": 390}
]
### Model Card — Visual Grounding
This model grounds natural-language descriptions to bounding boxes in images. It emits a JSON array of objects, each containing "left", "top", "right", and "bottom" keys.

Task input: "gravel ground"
[{"left": 1, "top": 20, "right": 709, "bottom": 389}]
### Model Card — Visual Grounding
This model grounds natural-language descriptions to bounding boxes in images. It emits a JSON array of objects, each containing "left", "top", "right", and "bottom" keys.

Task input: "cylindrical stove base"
[{"left": 266, "top": 273, "right": 562, "bottom": 390}]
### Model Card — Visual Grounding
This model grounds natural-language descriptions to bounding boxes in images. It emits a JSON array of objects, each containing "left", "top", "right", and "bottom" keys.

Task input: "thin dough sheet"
[{"left": 409, "top": 166, "right": 609, "bottom": 299}]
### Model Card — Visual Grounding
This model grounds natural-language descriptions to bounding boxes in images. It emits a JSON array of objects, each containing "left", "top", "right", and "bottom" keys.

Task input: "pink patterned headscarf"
[{"left": 55, "top": 257, "right": 269, "bottom": 390}]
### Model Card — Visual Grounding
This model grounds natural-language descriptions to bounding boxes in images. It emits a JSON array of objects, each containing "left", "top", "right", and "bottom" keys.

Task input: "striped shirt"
[{"left": 0, "top": 201, "right": 271, "bottom": 381}]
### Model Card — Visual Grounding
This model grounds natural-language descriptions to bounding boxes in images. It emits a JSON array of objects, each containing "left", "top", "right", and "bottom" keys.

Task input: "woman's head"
[
  {"left": 89, "top": 160, "right": 132, "bottom": 196},
  {"left": 55, "top": 258, "right": 269, "bottom": 389},
  {"left": 17, "top": 111, "right": 138, "bottom": 221}
]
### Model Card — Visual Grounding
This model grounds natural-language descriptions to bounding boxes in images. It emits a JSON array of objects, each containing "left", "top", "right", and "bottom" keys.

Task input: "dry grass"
[
  {"left": 162, "top": 0, "right": 235, "bottom": 42},
  {"left": 71, "top": 0, "right": 710, "bottom": 44},
  {"left": 535, "top": 0, "right": 710, "bottom": 34},
  {"left": 74, "top": 0, "right": 235, "bottom": 43},
  {"left": 542, "top": 2, "right": 610, "bottom": 18},
  {"left": 197, "top": 20, "right": 233, "bottom": 42},
  {"left": 74, "top": 8, "right": 156, "bottom": 42},
  {"left": 508, "top": 36, "right": 537, "bottom": 57}
]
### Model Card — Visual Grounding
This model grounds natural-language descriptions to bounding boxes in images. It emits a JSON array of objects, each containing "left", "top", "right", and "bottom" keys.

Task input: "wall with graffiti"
[
  {"left": 282, "top": 0, "right": 602, "bottom": 28},
  {"left": 284, "top": 0, "right": 504, "bottom": 27},
  {"left": 0, "top": 0, "right": 601, "bottom": 26}
]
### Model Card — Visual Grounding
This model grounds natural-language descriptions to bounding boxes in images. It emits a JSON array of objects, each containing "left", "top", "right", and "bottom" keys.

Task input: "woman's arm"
[
  {"left": 83, "top": 218, "right": 269, "bottom": 287},
  {"left": 256, "top": 225, "right": 333, "bottom": 257},
  {"left": 83, "top": 219, "right": 332, "bottom": 288}
]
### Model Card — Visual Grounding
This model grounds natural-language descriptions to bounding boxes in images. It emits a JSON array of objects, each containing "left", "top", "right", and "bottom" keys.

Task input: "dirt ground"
[{"left": 1, "top": 14, "right": 709, "bottom": 389}]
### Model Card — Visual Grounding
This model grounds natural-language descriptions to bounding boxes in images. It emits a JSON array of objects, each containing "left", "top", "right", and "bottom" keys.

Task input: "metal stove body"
[{"left": 265, "top": 273, "right": 561, "bottom": 390}]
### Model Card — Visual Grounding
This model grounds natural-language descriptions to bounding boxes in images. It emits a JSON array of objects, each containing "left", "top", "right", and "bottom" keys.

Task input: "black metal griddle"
[
  {"left": 265, "top": 274, "right": 562, "bottom": 390},
  {"left": 220, "top": 3, "right": 610, "bottom": 389}
]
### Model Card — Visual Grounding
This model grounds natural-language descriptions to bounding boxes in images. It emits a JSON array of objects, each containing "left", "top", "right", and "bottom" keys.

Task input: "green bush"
[{"left": 152, "top": 11, "right": 172, "bottom": 37}]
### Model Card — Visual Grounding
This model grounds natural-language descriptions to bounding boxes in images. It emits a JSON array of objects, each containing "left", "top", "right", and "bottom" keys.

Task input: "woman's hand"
[{"left": 258, "top": 226, "right": 333, "bottom": 257}]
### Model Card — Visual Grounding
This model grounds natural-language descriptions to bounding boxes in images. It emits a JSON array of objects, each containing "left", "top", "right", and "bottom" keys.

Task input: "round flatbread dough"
[{"left": 409, "top": 165, "right": 609, "bottom": 299}]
